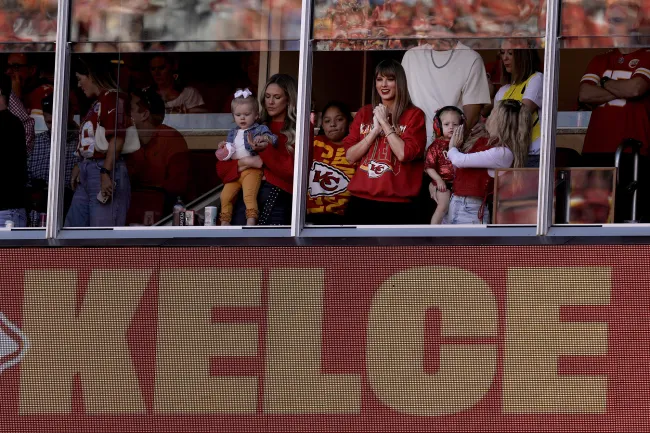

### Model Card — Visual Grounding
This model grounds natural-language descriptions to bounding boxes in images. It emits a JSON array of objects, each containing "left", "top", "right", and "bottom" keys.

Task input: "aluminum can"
[{"left": 204, "top": 206, "right": 218, "bottom": 226}]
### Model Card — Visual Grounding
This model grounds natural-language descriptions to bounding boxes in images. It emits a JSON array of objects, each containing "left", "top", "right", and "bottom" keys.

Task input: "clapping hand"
[
  {"left": 449, "top": 124, "right": 464, "bottom": 150},
  {"left": 373, "top": 104, "right": 389, "bottom": 125},
  {"left": 372, "top": 114, "right": 380, "bottom": 131}
]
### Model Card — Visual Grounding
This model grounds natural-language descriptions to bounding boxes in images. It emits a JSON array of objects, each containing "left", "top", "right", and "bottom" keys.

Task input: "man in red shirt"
[
  {"left": 578, "top": 0, "right": 650, "bottom": 221},
  {"left": 126, "top": 88, "right": 191, "bottom": 225}
]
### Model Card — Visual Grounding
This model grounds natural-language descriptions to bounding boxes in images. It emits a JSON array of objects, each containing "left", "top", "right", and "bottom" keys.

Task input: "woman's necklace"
[{"left": 430, "top": 49, "right": 454, "bottom": 69}]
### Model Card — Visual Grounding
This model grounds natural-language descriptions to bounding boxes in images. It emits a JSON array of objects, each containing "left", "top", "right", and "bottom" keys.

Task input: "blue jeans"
[
  {"left": 0, "top": 209, "right": 27, "bottom": 227},
  {"left": 444, "top": 195, "right": 490, "bottom": 224},
  {"left": 65, "top": 159, "right": 131, "bottom": 227}
]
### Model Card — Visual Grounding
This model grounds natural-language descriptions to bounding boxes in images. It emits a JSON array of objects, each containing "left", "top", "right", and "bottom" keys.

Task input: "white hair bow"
[{"left": 234, "top": 88, "right": 253, "bottom": 99}]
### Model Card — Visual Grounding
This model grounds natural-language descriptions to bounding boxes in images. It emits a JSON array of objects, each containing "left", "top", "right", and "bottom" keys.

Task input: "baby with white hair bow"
[{"left": 216, "top": 88, "right": 277, "bottom": 226}]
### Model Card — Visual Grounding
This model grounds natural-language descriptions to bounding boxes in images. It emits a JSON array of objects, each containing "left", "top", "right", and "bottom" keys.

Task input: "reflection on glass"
[
  {"left": 555, "top": 168, "right": 615, "bottom": 224},
  {"left": 493, "top": 168, "right": 539, "bottom": 224},
  {"left": 71, "top": 0, "right": 302, "bottom": 50},
  {"left": 562, "top": 0, "right": 650, "bottom": 47},
  {"left": 62, "top": 50, "right": 299, "bottom": 228},
  {"left": 313, "top": 0, "right": 547, "bottom": 51},
  {"left": 0, "top": 0, "right": 57, "bottom": 43}
]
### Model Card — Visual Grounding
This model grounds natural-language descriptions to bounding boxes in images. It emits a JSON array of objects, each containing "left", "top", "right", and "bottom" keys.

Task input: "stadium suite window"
[
  {"left": 553, "top": 0, "right": 650, "bottom": 227},
  {"left": 50, "top": 0, "right": 303, "bottom": 233},
  {"left": 307, "top": 0, "right": 549, "bottom": 228},
  {"left": 301, "top": 0, "right": 650, "bottom": 233},
  {"left": 59, "top": 50, "right": 301, "bottom": 230}
]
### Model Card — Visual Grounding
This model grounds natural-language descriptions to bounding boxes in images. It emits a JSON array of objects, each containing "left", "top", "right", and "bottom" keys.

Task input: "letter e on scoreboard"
[
  {"left": 503, "top": 267, "right": 609, "bottom": 413},
  {"left": 154, "top": 268, "right": 260, "bottom": 413}
]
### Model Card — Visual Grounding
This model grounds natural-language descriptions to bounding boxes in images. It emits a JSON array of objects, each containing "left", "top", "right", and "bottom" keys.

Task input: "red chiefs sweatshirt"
[{"left": 342, "top": 104, "right": 426, "bottom": 202}]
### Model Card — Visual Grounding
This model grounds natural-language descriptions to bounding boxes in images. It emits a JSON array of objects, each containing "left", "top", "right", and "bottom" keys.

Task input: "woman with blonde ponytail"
[
  {"left": 444, "top": 99, "right": 532, "bottom": 224},
  {"left": 216, "top": 74, "right": 299, "bottom": 225}
]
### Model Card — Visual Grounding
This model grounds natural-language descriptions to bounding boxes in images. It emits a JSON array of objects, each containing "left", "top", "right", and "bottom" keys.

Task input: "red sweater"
[
  {"left": 216, "top": 121, "right": 294, "bottom": 193},
  {"left": 452, "top": 137, "right": 494, "bottom": 199},
  {"left": 342, "top": 104, "right": 426, "bottom": 202}
]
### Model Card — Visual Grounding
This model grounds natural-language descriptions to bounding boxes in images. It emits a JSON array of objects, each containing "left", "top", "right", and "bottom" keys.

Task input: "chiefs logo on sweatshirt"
[
  {"left": 309, "top": 161, "right": 350, "bottom": 197},
  {"left": 358, "top": 122, "right": 407, "bottom": 179},
  {"left": 366, "top": 160, "right": 393, "bottom": 178}
]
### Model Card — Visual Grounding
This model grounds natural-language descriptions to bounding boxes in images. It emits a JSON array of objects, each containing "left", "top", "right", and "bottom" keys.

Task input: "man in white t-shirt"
[
  {"left": 402, "top": 40, "right": 491, "bottom": 147},
  {"left": 401, "top": 40, "right": 491, "bottom": 223}
]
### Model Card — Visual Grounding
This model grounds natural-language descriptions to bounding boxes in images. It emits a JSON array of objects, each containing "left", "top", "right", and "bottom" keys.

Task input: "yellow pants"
[{"left": 220, "top": 168, "right": 264, "bottom": 223}]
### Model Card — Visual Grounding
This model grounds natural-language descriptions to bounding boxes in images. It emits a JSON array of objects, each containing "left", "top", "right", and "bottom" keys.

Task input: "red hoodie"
[
  {"left": 216, "top": 121, "right": 294, "bottom": 193},
  {"left": 342, "top": 104, "right": 426, "bottom": 202}
]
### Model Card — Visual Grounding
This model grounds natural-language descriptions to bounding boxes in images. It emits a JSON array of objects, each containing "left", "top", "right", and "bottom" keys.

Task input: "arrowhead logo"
[
  {"left": 0, "top": 313, "right": 28, "bottom": 374},
  {"left": 366, "top": 160, "right": 392, "bottom": 178},
  {"left": 309, "top": 161, "right": 350, "bottom": 197}
]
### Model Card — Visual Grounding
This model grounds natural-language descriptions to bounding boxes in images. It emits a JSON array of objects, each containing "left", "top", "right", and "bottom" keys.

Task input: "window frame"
[{"left": 28, "top": 0, "right": 650, "bottom": 242}]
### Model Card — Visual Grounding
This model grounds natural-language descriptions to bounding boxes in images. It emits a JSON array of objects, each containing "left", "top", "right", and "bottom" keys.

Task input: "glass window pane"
[
  {"left": 307, "top": 40, "right": 546, "bottom": 226},
  {"left": 554, "top": 168, "right": 616, "bottom": 224},
  {"left": 313, "top": 0, "right": 547, "bottom": 50},
  {"left": 0, "top": 2, "right": 57, "bottom": 44},
  {"left": 556, "top": 44, "right": 650, "bottom": 225},
  {"left": 0, "top": 50, "right": 56, "bottom": 228},
  {"left": 63, "top": 36, "right": 301, "bottom": 228},
  {"left": 71, "top": 0, "right": 301, "bottom": 48},
  {"left": 561, "top": 0, "right": 649, "bottom": 48},
  {"left": 494, "top": 169, "right": 540, "bottom": 224}
]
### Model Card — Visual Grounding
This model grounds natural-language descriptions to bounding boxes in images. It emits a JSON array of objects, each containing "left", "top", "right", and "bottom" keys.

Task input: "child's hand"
[
  {"left": 216, "top": 142, "right": 234, "bottom": 161},
  {"left": 436, "top": 182, "right": 447, "bottom": 193}
]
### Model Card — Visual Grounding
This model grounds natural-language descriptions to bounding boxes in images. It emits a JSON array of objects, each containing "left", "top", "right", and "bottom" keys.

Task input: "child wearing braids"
[{"left": 216, "top": 89, "right": 277, "bottom": 226}]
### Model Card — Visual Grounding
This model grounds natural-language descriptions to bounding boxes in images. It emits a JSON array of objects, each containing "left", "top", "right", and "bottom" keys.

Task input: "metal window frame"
[
  {"left": 17, "top": 0, "right": 650, "bottom": 244},
  {"left": 45, "top": 0, "right": 71, "bottom": 240}
]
